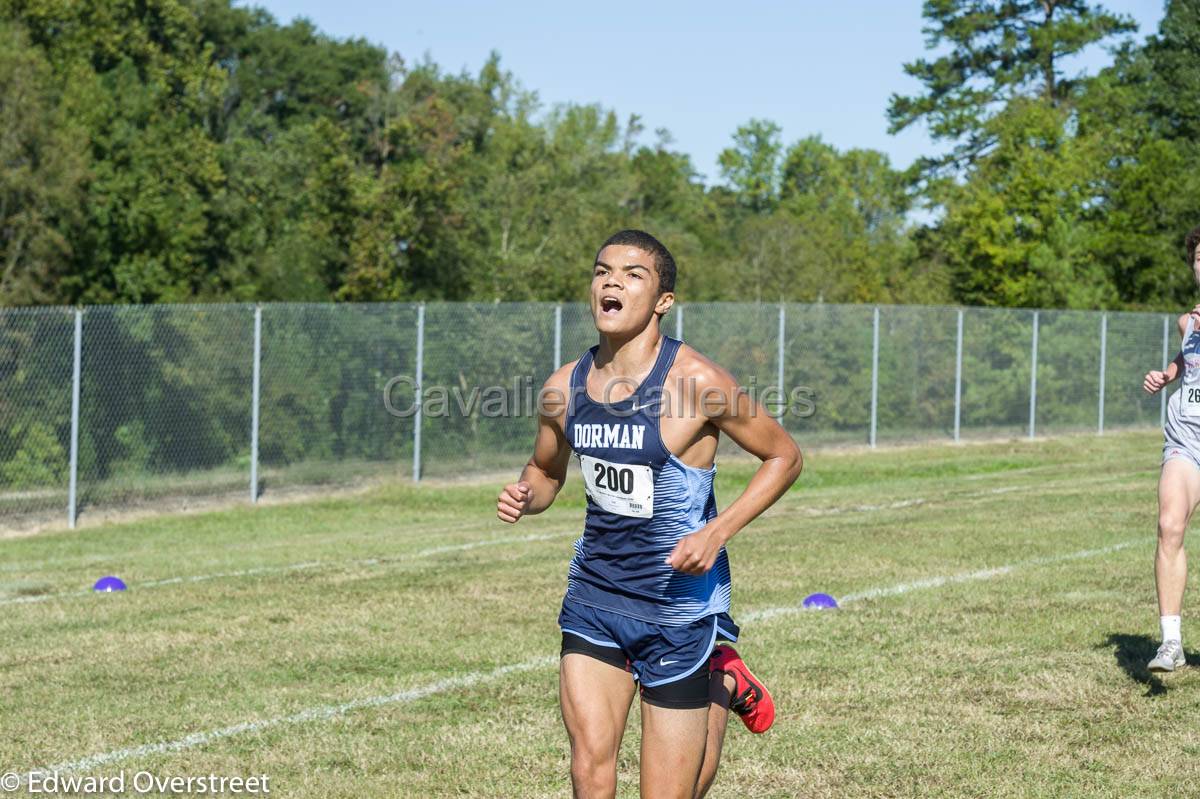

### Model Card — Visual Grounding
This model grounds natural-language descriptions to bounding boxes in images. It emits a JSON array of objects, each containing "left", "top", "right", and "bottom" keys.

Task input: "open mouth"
[{"left": 600, "top": 296, "right": 623, "bottom": 315}]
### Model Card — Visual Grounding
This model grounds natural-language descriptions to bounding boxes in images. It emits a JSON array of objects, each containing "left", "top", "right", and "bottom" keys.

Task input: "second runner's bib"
[{"left": 1182, "top": 316, "right": 1200, "bottom": 417}]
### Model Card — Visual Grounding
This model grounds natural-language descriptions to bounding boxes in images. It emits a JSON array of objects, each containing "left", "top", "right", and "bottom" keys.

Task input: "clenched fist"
[
  {"left": 497, "top": 481, "right": 532, "bottom": 523},
  {"left": 1144, "top": 370, "right": 1169, "bottom": 395},
  {"left": 665, "top": 525, "right": 725, "bottom": 575}
]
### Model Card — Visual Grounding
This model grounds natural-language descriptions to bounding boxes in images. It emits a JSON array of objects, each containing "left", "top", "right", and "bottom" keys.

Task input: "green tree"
[
  {"left": 1079, "top": 0, "right": 1200, "bottom": 309},
  {"left": 627, "top": 130, "right": 731, "bottom": 301},
  {"left": 718, "top": 119, "right": 783, "bottom": 213},
  {"left": 1135, "top": 0, "right": 1200, "bottom": 142},
  {"left": 465, "top": 102, "right": 636, "bottom": 301},
  {"left": 936, "top": 99, "right": 1115, "bottom": 308},
  {"left": 889, "top": 0, "right": 1138, "bottom": 308},
  {"left": 889, "top": 0, "right": 1135, "bottom": 175},
  {"left": 779, "top": 137, "right": 925, "bottom": 303},
  {"left": 1, "top": 0, "right": 234, "bottom": 302},
  {"left": 0, "top": 20, "right": 87, "bottom": 305}
]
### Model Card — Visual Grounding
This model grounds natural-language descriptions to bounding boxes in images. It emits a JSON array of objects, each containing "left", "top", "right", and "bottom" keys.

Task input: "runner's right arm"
[
  {"left": 1144, "top": 311, "right": 1198, "bottom": 394},
  {"left": 497, "top": 365, "right": 574, "bottom": 522},
  {"left": 1145, "top": 351, "right": 1185, "bottom": 393}
]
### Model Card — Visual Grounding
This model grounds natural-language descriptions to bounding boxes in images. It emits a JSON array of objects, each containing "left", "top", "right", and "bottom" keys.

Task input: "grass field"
[{"left": 1, "top": 430, "right": 1197, "bottom": 798}]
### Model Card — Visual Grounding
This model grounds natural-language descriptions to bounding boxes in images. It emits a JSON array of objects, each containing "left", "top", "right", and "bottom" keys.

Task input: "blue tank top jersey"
[{"left": 563, "top": 335, "right": 732, "bottom": 626}]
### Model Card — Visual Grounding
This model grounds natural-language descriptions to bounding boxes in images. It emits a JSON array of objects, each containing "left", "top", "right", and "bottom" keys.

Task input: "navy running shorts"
[{"left": 558, "top": 598, "right": 740, "bottom": 709}]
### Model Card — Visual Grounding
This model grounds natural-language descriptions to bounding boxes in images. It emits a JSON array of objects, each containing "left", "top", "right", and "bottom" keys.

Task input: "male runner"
[
  {"left": 496, "top": 230, "right": 803, "bottom": 798},
  {"left": 1142, "top": 224, "right": 1200, "bottom": 673}
]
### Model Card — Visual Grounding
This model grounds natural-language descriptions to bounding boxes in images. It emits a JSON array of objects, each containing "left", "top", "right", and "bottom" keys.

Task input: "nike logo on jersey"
[
  {"left": 659, "top": 658, "right": 679, "bottom": 666},
  {"left": 574, "top": 423, "right": 646, "bottom": 450}
]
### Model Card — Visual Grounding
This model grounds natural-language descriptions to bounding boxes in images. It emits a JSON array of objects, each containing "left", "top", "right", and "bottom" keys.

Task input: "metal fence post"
[
  {"left": 1098, "top": 312, "right": 1107, "bottom": 435},
  {"left": 553, "top": 304, "right": 562, "bottom": 369},
  {"left": 1029, "top": 311, "right": 1039, "bottom": 439},
  {"left": 675, "top": 303, "right": 683, "bottom": 340},
  {"left": 870, "top": 306, "right": 880, "bottom": 448},
  {"left": 777, "top": 303, "right": 785, "bottom": 413},
  {"left": 67, "top": 308, "right": 82, "bottom": 529},
  {"left": 249, "top": 304, "right": 262, "bottom": 503},
  {"left": 413, "top": 303, "right": 425, "bottom": 482},
  {"left": 1162, "top": 314, "right": 1170, "bottom": 429},
  {"left": 954, "top": 309, "right": 963, "bottom": 443}
]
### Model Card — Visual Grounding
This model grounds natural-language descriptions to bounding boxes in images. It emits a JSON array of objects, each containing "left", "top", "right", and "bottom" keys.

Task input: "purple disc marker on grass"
[
  {"left": 802, "top": 592, "right": 838, "bottom": 610},
  {"left": 93, "top": 576, "right": 127, "bottom": 593}
]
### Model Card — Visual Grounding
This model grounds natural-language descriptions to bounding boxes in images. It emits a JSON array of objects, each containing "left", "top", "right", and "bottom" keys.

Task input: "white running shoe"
[{"left": 1148, "top": 640, "right": 1186, "bottom": 673}]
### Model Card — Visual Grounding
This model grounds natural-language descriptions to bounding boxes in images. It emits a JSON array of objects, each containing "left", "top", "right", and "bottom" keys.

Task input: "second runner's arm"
[{"left": 1145, "top": 313, "right": 1193, "bottom": 394}]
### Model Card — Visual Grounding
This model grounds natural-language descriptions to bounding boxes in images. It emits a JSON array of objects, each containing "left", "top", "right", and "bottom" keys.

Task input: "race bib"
[
  {"left": 1184, "top": 381, "right": 1200, "bottom": 417},
  {"left": 1183, "top": 356, "right": 1200, "bottom": 417},
  {"left": 578, "top": 454, "right": 654, "bottom": 518}
]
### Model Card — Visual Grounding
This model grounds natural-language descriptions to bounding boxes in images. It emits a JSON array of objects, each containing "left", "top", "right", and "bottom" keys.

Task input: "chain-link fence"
[{"left": 0, "top": 301, "right": 1175, "bottom": 532}]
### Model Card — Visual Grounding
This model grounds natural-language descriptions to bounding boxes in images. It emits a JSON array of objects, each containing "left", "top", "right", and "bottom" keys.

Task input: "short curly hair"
[
  {"left": 1188, "top": 225, "right": 1200, "bottom": 266},
  {"left": 596, "top": 230, "right": 676, "bottom": 294}
]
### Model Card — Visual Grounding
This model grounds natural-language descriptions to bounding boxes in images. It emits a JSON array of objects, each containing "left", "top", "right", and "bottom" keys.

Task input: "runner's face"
[
  {"left": 591, "top": 245, "right": 668, "bottom": 335},
  {"left": 1194, "top": 245, "right": 1200, "bottom": 287}
]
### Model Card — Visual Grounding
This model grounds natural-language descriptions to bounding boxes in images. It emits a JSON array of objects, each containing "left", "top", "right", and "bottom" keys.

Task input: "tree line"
[{"left": 1, "top": 0, "right": 1197, "bottom": 311}]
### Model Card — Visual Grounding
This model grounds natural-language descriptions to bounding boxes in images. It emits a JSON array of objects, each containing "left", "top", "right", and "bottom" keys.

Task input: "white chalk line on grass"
[
  {"left": 1, "top": 491, "right": 942, "bottom": 609},
  {"left": 35, "top": 537, "right": 1141, "bottom": 775},
  {"left": 37, "top": 657, "right": 557, "bottom": 777},
  {"left": 791, "top": 478, "right": 1148, "bottom": 530},
  {"left": 775, "top": 469, "right": 1148, "bottom": 522},
  {"left": 0, "top": 492, "right": 969, "bottom": 609},
  {"left": 797, "top": 497, "right": 928, "bottom": 516},
  {"left": 0, "top": 531, "right": 576, "bottom": 608},
  {"left": 3, "top": 470, "right": 1146, "bottom": 610},
  {"left": 739, "top": 539, "right": 1139, "bottom": 622}
]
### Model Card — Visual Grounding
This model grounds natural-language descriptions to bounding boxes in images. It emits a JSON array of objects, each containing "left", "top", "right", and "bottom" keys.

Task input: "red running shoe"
[{"left": 710, "top": 645, "right": 775, "bottom": 733}]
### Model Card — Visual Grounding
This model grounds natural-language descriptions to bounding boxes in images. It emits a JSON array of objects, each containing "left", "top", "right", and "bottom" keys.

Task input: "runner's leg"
[
  {"left": 639, "top": 700, "right": 709, "bottom": 799},
  {"left": 1157, "top": 458, "right": 1200, "bottom": 617},
  {"left": 560, "top": 653, "right": 637, "bottom": 799},
  {"left": 693, "top": 671, "right": 734, "bottom": 798}
]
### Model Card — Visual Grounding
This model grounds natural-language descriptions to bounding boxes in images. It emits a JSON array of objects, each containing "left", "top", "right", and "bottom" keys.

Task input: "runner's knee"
[
  {"left": 1158, "top": 513, "right": 1187, "bottom": 549},
  {"left": 568, "top": 740, "right": 618, "bottom": 794}
]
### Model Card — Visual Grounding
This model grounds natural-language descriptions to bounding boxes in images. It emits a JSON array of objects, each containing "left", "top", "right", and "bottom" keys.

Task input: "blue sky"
[{"left": 248, "top": 1, "right": 1166, "bottom": 182}]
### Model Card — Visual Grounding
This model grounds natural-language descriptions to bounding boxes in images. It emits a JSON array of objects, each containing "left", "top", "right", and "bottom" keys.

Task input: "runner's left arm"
[{"left": 665, "top": 366, "right": 803, "bottom": 575}]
